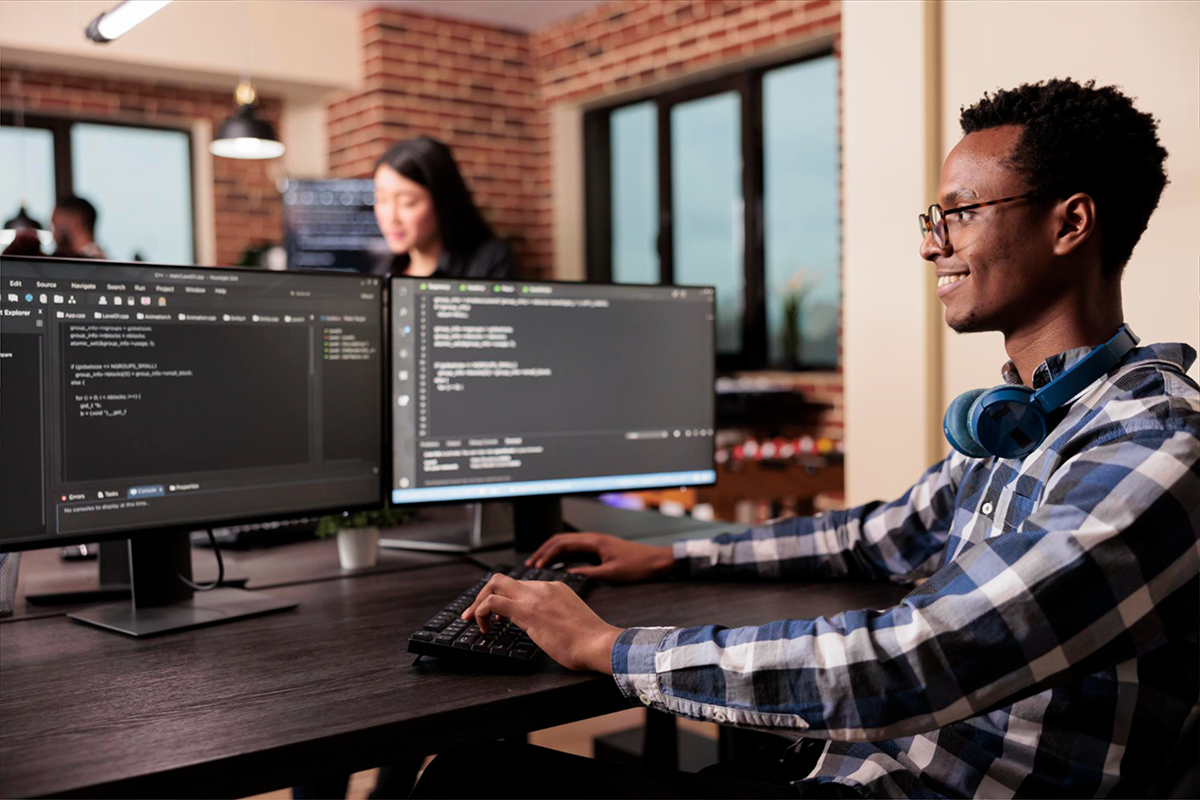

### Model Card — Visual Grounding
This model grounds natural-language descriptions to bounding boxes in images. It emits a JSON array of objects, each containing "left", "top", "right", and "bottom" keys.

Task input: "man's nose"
[{"left": 919, "top": 229, "right": 950, "bottom": 262}]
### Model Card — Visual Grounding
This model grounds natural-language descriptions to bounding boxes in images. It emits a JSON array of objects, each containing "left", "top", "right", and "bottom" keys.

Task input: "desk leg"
[{"left": 643, "top": 709, "right": 679, "bottom": 770}]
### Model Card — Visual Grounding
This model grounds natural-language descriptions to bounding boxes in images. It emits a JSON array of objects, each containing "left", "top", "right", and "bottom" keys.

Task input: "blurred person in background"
[
  {"left": 372, "top": 135, "right": 515, "bottom": 279},
  {"left": 52, "top": 196, "right": 106, "bottom": 259}
]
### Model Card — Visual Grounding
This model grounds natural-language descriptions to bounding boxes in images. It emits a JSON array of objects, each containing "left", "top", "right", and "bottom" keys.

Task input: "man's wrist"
[
  {"left": 652, "top": 546, "right": 675, "bottom": 578},
  {"left": 593, "top": 625, "right": 623, "bottom": 675}
]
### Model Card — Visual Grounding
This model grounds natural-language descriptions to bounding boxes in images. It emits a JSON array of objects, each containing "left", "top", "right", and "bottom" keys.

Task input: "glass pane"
[
  {"left": 610, "top": 102, "right": 658, "bottom": 284},
  {"left": 764, "top": 56, "right": 839, "bottom": 367},
  {"left": 71, "top": 123, "right": 194, "bottom": 263},
  {"left": 0, "top": 125, "right": 56, "bottom": 238},
  {"left": 671, "top": 92, "right": 742, "bottom": 354}
]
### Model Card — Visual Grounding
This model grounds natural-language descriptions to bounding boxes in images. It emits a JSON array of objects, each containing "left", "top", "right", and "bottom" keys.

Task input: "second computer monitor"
[{"left": 390, "top": 277, "right": 715, "bottom": 505}]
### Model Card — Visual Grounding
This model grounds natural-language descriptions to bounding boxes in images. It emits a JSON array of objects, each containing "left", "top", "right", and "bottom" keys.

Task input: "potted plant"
[
  {"left": 781, "top": 268, "right": 820, "bottom": 370},
  {"left": 316, "top": 507, "right": 413, "bottom": 570}
]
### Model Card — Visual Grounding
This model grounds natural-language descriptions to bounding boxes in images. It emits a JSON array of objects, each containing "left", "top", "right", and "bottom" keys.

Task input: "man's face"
[
  {"left": 51, "top": 209, "right": 75, "bottom": 251},
  {"left": 920, "top": 125, "right": 1063, "bottom": 335}
]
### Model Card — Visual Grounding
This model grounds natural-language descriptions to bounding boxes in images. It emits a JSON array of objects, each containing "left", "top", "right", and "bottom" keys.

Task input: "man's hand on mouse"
[
  {"left": 461, "top": 574, "right": 623, "bottom": 674},
  {"left": 525, "top": 532, "right": 674, "bottom": 583}
]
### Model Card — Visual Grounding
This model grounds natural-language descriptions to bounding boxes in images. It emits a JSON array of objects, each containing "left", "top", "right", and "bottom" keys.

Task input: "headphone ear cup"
[{"left": 943, "top": 388, "right": 991, "bottom": 458}]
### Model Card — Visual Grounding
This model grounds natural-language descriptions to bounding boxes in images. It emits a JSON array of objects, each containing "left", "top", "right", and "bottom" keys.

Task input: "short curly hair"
[{"left": 960, "top": 78, "right": 1168, "bottom": 276}]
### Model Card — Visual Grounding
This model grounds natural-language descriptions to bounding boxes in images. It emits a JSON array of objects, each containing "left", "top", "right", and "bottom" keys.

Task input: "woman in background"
[{"left": 373, "top": 135, "right": 516, "bottom": 279}]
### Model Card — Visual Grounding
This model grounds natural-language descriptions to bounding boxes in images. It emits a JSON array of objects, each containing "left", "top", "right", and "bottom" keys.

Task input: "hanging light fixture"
[
  {"left": 210, "top": 2, "right": 284, "bottom": 160},
  {"left": 1, "top": 70, "right": 54, "bottom": 250},
  {"left": 210, "top": 80, "right": 285, "bottom": 160}
]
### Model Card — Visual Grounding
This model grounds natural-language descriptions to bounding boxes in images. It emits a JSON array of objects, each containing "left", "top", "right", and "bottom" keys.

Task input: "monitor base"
[
  {"left": 380, "top": 497, "right": 569, "bottom": 554},
  {"left": 379, "top": 502, "right": 514, "bottom": 553},
  {"left": 67, "top": 587, "right": 295, "bottom": 637}
]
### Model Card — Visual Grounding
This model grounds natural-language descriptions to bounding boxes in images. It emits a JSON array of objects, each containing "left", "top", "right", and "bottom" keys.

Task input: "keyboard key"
[
  {"left": 410, "top": 631, "right": 434, "bottom": 642},
  {"left": 434, "top": 633, "right": 455, "bottom": 645},
  {"left": 453, "top": 633, "right": 479, "bottom": 648},
  {"left": 510, "top": 645, "right": 536, "bottom": 659}
]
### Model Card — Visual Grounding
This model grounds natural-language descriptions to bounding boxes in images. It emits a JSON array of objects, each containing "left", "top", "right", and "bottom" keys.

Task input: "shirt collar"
[{"left": 1001, "top": 339, "right": 1197, "bottom": 389}]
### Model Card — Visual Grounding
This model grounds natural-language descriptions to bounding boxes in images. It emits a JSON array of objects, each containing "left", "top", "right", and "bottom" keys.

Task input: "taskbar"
[{"left": 391, "top": 470, "right": 717, "bottom": 504}]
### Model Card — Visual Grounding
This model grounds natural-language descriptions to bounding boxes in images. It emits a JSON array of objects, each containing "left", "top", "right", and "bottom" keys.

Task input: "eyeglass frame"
[{"left": 918, "top": 191, "right": 1043, "bottom": 249}]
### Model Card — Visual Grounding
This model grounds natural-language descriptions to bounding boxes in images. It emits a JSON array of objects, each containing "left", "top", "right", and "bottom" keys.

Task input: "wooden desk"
[
  {"left": 0, "top": 557, "right": 909, "bottom": 798},
  {"left": 5, "top": 537, "right": 455, "bottom": 621}
]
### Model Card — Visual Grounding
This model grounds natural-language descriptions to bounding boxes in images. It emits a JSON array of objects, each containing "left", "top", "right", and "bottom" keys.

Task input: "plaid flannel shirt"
[{"left": 612, "top": 342, "right": 1200, "bottom": 798}]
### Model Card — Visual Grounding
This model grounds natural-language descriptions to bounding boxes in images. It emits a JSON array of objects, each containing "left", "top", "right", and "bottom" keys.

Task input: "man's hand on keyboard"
[
  {"left": 461, "top": 574, "right": 623, "bottom": 674},
  {"left": 525, "top": 533, "right": 674, "bottom": 583}
]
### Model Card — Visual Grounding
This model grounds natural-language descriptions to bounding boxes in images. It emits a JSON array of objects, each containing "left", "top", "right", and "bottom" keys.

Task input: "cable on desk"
[{"left": 176, "top": 530, "right": 224, "bottom": 591}]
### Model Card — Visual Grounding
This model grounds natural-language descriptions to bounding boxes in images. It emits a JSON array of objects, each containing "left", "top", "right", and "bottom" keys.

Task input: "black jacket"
[{"left": 376, "top": 238, "right": 517, "bottom": 280}]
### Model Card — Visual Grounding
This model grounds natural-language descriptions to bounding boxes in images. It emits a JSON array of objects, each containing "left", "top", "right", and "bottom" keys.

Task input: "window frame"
[
  {"left": 584, "top": 49, "right": 837, "bottom": 373},
  {"left": 1, "top": 111, "right": 198, "bottom": 263}
]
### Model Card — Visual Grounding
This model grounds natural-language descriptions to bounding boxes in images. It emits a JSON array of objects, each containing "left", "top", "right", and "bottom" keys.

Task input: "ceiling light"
[{"left": 86, "top": 0, "right": 173, "bottom": 43}]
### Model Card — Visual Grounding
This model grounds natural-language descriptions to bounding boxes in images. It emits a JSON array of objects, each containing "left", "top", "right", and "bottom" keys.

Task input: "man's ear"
[{"left": 1051, "top": 192, "right": 1097, "bottom": 257}]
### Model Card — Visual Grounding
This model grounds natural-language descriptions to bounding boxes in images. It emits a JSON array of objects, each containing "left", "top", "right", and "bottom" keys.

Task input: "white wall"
[
  {"left": 939, "top": 0, "right": 1200, "bottom": 403},
  {"left": 0, "top": 0, "right": 361, "bottom": 99},
  {"left": 841, "top": 0, "right": 937, "bottom": 505}
]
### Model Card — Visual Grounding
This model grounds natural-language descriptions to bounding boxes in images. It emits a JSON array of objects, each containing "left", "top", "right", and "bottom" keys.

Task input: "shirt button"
[
  {"left": 713, "top": 711, "right": 728, "bottom": 723},
  {"left": 981, "top": 502, "right": 994, "bottom": 515},
  {"left": 638, "top": 694, "right": 651, "bottom": 705}
]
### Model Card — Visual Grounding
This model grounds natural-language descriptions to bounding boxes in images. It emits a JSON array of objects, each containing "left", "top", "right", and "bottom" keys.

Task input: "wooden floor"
[{"left": 244, "top": 710, "right": 717, "bottom": 799}]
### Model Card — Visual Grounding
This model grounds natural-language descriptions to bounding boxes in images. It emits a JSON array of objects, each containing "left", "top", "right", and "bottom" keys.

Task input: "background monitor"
[
  {"left": 282, "top": 177, "right": 389, "bottom": 272},
  {"left": 0, "top": 257, "right": 385, "bottom": 552},
  {"left": 389, "top": 277, "right": 716, "bottom": 523}
]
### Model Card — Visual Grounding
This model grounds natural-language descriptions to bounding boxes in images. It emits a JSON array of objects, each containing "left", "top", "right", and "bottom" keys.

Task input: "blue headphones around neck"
[{"left": 943, "top": 325, "right": 1139, "bottom": 459}]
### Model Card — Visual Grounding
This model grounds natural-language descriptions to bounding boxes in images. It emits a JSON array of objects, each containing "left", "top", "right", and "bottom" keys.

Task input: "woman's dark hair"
[
  {"left": 960, "top": 78, "right": 1168, "bottom": 277},
  {"left": 374, "top": 136, "right": 494, "bottom": 256}
]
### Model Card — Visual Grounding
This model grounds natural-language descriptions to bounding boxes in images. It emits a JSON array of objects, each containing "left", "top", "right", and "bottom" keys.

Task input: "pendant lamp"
[{"left": 210, "top": 80, "right": 285, "bottom": 160}]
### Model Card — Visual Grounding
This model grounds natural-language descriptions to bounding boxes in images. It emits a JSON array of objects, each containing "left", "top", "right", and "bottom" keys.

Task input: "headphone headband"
[{"left": 1032, "top": 325, "right": 1139, "bottom": 412}]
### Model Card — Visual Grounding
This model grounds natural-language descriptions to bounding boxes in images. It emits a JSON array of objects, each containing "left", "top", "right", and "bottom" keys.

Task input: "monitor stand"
[
  {"left": 67, "top": 533, "right": 296, "bottom": 637},
  {"left": 25, "top": 539, "right": 248, "bottom": 606},
  {"left": 379, "top": 497, "right": 571, "bottom": 554}
]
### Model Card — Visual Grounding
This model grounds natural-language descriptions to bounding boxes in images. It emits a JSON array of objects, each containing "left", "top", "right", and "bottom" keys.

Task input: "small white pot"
[{"left": 337, "top": 527, "right": 379, "bottom": 570}]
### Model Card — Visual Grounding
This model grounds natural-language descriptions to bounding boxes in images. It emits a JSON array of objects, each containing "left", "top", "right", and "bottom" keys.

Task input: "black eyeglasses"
[{"left": 919, "top": 192, "right": 1041, "bottom": 249}]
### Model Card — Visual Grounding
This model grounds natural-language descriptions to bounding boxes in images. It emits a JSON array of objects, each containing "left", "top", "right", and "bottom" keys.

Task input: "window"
[
  {"left": 585, "top": 52, "right": 840, "bottom": 371},
  {"left": 0, "top": 114, "right": 195, "bottom": 263}
]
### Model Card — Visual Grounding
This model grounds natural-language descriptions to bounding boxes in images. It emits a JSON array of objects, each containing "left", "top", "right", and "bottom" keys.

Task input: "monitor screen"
[
  {"left": 0, "top": 257, "right": 384, "bottom": 550},
  {"left": 390, "top": 277, "right": 716, "bottom": 504},
  {"left": 282, "top": 178, "right": 389, "bottom": 272}
]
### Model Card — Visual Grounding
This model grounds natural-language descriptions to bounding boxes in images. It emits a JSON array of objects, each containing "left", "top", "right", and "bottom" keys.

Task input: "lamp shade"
[
  {"left": 4, "top": 204, "right": 45, "bottom": 231},
  {"left": 210, "top": 104, "right": 285, "bottom": 160}
]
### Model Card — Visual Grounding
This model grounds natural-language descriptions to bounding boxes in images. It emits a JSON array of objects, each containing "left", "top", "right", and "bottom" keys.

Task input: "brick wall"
[
  {"left": 327, "top": 8, "right": 551, "bottom": 276},
  {"left": 533, "top": 0, "right": 840, "bottom": 106},
  {"left": 2, "top": 67, "right": 283, "bottom": 267}
]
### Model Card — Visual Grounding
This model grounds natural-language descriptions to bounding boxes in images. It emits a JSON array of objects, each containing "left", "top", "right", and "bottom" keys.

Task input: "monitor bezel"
[
  {"left": 386, "top": 273, "right": 718, "bottom": 508},
  {"left": 0, "top": 255, "right": 388, "bottom": 553}
]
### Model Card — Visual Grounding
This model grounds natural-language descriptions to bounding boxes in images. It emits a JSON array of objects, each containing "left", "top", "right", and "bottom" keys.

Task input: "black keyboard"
[{"left": 407, "top": 565, "right": 589, "bottom": 669}]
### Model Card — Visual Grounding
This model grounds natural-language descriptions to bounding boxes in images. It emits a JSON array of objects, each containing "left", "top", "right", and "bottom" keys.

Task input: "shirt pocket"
[{"left": 995, "top": 481, "right": 1041, "bottom": 534}]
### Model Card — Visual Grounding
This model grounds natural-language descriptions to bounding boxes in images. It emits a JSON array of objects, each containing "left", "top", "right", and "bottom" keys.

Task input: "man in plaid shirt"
[{"left": 416, "top": 79, "right": 1198, "bottom": 798}]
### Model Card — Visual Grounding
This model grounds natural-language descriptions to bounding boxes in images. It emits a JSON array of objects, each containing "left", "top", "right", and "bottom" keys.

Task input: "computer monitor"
[
  {"left": 281, "top": 178, "right": 389, "bottom": 272},
  {"left": 0, "top": 256, "right": 385, "bottom": 634},
  {"left": 388, "top": 276, "right": 716, "bottom": 552}
]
